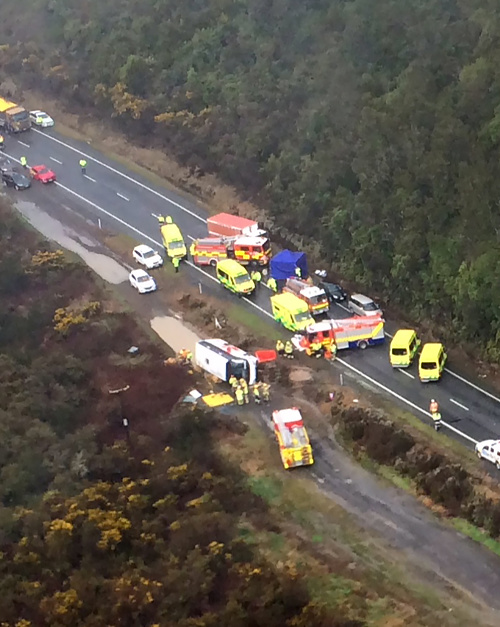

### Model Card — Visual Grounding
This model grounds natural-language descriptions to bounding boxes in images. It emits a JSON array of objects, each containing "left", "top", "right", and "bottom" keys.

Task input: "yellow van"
[
  {"left": 390, "top": 329, "right": 421, "bottom": 368},
  {"left": 160, "top": 222, "right": 187, "bottom": 259},
  {"left": 271, "top": 292, "right": 314, "bottom": 332},
  {"left": 418, "top": 343, "right": 447, "bottom": 382},
  {"left": 216, "top": 259, "right": 255, "bottom": 296}
]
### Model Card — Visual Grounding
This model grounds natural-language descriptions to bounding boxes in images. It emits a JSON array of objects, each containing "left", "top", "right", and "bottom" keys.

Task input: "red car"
[{"left": 30, "top": 164, "right": 56, "bottom": 184}]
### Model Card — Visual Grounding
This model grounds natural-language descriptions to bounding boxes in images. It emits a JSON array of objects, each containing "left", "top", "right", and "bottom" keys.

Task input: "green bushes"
[{"left": 334, "top": 406, "right": 499, "bottom": 536}]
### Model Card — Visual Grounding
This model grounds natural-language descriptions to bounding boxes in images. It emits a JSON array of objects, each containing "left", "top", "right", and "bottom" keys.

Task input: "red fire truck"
[
  {"left": 293, "top": 315, "right": 385, "bottom": 354},
  {"left": 190, "top": 236, "right": 271, "bottom": 266},
  {"left": 282, "top": 278, "right": 329, "bottom": 316},
  {"left": 272, "top": 408, "right": 314, "bottom": 469}
]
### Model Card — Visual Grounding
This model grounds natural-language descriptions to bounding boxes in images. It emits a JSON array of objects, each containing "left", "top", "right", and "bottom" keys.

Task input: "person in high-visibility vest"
[
  {"left": 284, "top": 340, "right": 294, "bottom": 359},
  {"left": 295, "top": 266, "right": 302, "bottom": 278},
  {"left": 308, "top": 341, "right": 323, "bottom": 358},
  {"left": 253, "top": 382, "right": 261, "bottom": 404},
  {"left": 267, "top": 277, "right": 277, "bottom": 292},
  {"left": 172, "top": 256, "right": 180, "bottom": 273},
  {"left": 235, "top": 386, "right": 244, "bottom": 406},
  {"left": 165, "top": 216, "right": 173, "bottom": 224},
  {"left": 261, "top": 382, "right": 270, "bottom": 403},
  {"left": 20, "top": 156, "right": 27, "bottom": 168},
  {"left": 79, "top": 158, "right": 87, "bottom": 174},
  {"left": 229, "top": 374, "right": 238, "bottom": 391},
  {"left": 0, "top": 135, "right": 4, "bottom": 150},
  {"left": 239, "top": 378, "right": 249, "bottom": 404},
  {"left": 429, "top": 399, "right": 441, "bottom": 431},
  {"left": 276, "top": 339, "right": 285, "bottom": 356},
  {"left": 251, "top": 269, "right": 262, "bottom": 287}
]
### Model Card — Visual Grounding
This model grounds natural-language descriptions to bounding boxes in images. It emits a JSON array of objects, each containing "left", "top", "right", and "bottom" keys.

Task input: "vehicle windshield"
[
  {"left": 169, "top": 240, "right": 184, "bottom": 250},
  {"left": 39, "top": 113, "right": 49, "bottom": 119},
  {"left": 363, "top": 301, "right": 379, "bottom": 311},
  {"left": 295, "top": 311, "right": 312, "bottom": 323},
  {"left": 391, "top": 348, "right": 407, "bottom": 356},
  {"left": 137, "top": 275, "right": 151, "bottom": 283},
  {"left": 234, "top": 273, "right": 250, "bottom": 285},
  {"left": 12, "top": 111, "right": 29, "bottom": 122},
  {"left": 37, "top": 167, "right": 49, "bottom": 174},
  {"left": 143, "top": 250, "right": 157, "bottom": 259},
  {"left": 420, "top": 361, "right": 436, "bottom": 370},
  {"left": 12, "top": 173, "right": 28, "bottom": 183},
  {"left": 311, "top": 294, "right": 328, "bottom": 305}
]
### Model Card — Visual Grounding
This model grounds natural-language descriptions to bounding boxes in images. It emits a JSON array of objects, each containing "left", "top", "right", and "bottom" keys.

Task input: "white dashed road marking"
[
  {"left": 18, "top": 140, "right": 30, "bottom": 148},
  {"left": 84, "top": 175, "right": 96, "bottom": 182},
  {"left": 449, "top": 398, "right": 470, "bottom": 412},
  {"left": 50, "top": 157, "right": 63, "bottom": 164},
  {"left": 399, "top": 370, "right": 415, "bottom": 379},
  {"left": 116, "top": 192, "right": 129, "bottom": 201}
]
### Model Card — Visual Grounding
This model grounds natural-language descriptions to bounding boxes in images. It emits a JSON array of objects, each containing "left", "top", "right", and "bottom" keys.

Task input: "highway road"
[{"left": 4, "top": 126, "right": 500, "bottom": 455}]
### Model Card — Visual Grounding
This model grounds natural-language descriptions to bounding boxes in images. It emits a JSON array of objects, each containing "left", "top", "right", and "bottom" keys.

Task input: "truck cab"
[{"left": 283, "top": 278, "right": 329, "bottom": 316}]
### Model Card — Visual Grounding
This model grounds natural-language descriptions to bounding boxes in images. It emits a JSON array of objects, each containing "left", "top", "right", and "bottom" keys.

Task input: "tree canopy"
[{"left": 2, "top": 0, "right": 500, "bottom": 352}]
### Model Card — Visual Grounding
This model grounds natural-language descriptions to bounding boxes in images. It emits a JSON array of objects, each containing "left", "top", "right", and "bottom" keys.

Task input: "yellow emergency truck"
[
  {"left": 390, "top": 329, "right": 421, "bottom": 367},
  {"left": 160, "top": 222, "right": 187, "bottom": 259},
  {"left": 272, "top": 408, "right": 314, "bottom": 469},
  {"left": 216, "top": 259, "right": 255, "bottom": 296},
  {"left": 271, "top": 292, "right": 314, "bottom": 332},
  {"left": 418, "top": 342, "right": 447, "bottom": 382}
]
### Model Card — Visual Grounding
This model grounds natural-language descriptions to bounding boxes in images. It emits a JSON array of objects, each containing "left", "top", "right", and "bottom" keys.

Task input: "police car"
[
  {"left": 29, "top": 110, "right": 55, "bottom": 127},
  {"left": 475, "top": 439, "right": 500, "bottom": 470}
]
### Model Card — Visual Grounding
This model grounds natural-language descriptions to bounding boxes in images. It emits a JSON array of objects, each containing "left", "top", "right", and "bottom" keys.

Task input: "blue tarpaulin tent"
[{"left": 270, "top": 250, "right": 308, "bottom": 280}]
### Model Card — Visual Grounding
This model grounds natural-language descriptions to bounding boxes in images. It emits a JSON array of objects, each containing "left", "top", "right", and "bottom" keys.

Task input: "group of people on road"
[{"left": 229, "top": 375, "right": 271, "bottom": 406}]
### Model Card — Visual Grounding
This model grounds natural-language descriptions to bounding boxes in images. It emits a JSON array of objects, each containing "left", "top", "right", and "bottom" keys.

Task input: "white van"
[
  {"left": 348, "top": 293, "right": 382, "bottom": 317},
  {"left": 195, "top": 339, "right": 258, "bottom": 384}
]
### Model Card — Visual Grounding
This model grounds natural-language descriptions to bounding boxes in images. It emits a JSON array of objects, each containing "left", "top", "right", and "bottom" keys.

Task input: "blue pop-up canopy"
[{"left": 270, "top": 250, "right": 308, "bottom": 280}]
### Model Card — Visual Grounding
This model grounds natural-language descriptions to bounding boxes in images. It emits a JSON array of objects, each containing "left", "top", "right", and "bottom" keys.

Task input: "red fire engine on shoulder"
[
  {"left": 190, "top": 235, "right": 271, "bottom": 267},
  {"left": 272, "top": 408, "right": 314, "bottom": 469},
  {"left": 293, "top": 315, "right": 385, "bottom": 355}
]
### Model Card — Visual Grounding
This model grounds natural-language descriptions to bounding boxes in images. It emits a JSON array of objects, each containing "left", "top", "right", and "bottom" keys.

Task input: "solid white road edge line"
[
  {"left": 449, "top": 398, "right": 470, "bottom": 412},
  {"left": 116, "top": 192, "right": 130, "bottom": 201},
  {"left": 336, "top": 359, "right": 478, "bottom": 445},
  {"left": 50, "top": 157, "right": 63, "bottom": 164},
  {"left": 33, "top": 128, "right": 207, "bottom": 224}
]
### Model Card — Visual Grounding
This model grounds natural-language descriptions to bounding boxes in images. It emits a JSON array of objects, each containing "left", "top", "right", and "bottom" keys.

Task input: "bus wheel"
[{"left": 358, "top": 340, "right": 368, "bottom": 350}]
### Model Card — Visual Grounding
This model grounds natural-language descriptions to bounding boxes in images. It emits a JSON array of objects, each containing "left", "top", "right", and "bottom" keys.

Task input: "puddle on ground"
[
  {"left": 150, "top": 316, "right": 200, "bottom": 354},
  {"left": 14, "top": 200, "right": 129, "bottom": 284}
]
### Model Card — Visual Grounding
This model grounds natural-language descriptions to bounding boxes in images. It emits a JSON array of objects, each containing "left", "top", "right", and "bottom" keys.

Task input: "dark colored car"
[
  {"left": 319, "top": 281, "right": 347, "bottom": 303},
  {"left": 1, "top": 170, "right": 31, "bottom": 190}
]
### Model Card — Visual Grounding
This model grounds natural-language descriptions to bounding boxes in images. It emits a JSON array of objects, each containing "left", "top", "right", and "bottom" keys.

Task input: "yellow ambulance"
[
  {"left": 389, "top": 329, "right": 421, "bottom": 367},
  {"left": 216, "top": 259, "right": 255, "bottom": 296},
  {"left": 271, "top": 292, "right": 314, "bottom": 332},
  {"left": 160, "top": 222, "right": 187, "bottom": 259},
  {"left": 418, "top": 342, "right": 447, "bottom": 382}
]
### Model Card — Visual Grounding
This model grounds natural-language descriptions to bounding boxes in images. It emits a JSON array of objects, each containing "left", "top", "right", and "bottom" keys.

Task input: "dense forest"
[
  {"left": 0, "top": 198, "right": 375, "bottom": 625},
  {"left": 2, "top": 0, "right": 500, "bottom": 353}
]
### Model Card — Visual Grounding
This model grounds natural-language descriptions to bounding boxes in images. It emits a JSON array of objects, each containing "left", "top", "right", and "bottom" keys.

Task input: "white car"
[
  {"left": 475, "top": 439, "right": 500, "bottom": 470},
  {"left": 129, "top": 269, "right": 157, "bottom": 294},
  {"left": 29, "top": 110, "right": 55, "bottom": 128},
  {"left": 132, "top": 244, "right": 163, "bottom": 269}
]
